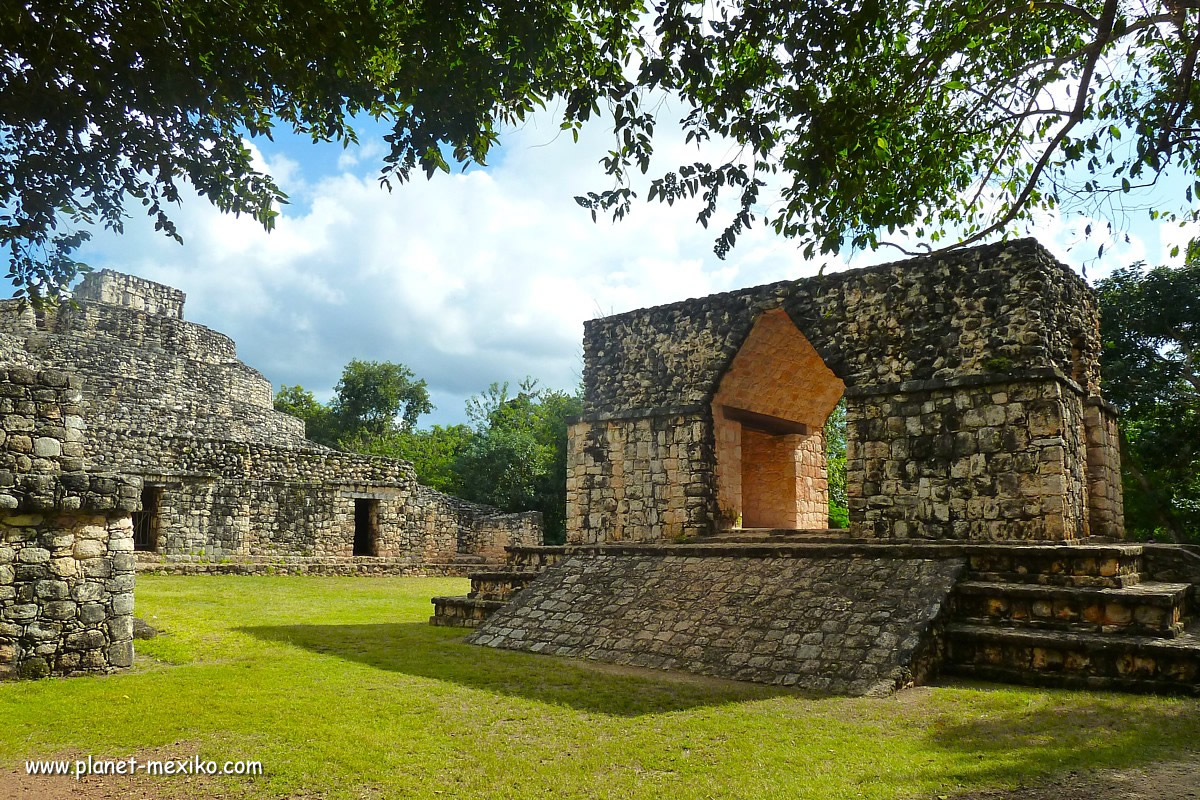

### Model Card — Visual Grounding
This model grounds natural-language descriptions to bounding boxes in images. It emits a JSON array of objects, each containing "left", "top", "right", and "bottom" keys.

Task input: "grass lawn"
[{"left": 1, "top": 575, "right": 1198, "bottom": 799}]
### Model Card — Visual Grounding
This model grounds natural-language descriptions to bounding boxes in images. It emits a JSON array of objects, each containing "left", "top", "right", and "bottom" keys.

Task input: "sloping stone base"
[{"left": 467, "top": 548, "right": 965, "bottom": 696}]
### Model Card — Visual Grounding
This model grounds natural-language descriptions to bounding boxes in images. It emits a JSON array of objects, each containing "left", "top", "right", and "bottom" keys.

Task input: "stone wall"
[
  {"left": 566, "top": 411, "right": 712, "bottom": 542},
  {"left": 469, "top": 547, "right": 965, "bottom": 695},
  {"left": 846, "top": 374, "right": 1093, "bottom": 540},
  {"left": 580, "top": 240, "right": 1102, "bottom": 412},
  {"left": 740, "top": 429, "right": 827, "bottom": 528},
  {"left": 1085, "top": 400, "right": 1125, "bottom": 539},
  {"left": 1, "top": 512, "right": 135, "bottom": 679},
  {"left": 568, "top": 238, "right": 1123, "bottom": 543}
]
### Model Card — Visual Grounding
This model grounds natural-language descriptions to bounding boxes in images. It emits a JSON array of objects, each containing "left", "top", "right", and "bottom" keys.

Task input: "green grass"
[{"left": 2, "top": 576, "right": 1199, "bottom": 799}]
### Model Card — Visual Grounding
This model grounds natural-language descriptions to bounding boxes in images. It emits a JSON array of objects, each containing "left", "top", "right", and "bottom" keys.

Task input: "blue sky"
[{"left": 75, "top": 107, "right": 1197, "bottom": 428}]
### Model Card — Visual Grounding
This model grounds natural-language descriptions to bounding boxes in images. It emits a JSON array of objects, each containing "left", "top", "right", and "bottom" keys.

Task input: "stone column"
[{"left": 0, "top": 512, "right": 135, "bottom": 679}]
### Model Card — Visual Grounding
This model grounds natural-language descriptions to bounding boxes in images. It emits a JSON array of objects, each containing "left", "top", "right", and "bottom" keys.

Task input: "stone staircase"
[
  {"left": 429, "top": 546, "right": 567, "bottom": 628},
  {"left": 943, "top": 543, "right": 1200, "bottom": 693}
]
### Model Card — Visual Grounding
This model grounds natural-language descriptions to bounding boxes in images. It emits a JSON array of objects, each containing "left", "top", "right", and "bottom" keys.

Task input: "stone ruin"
[
  {"left": 1, "top": 269, "right": 541, "bottom": 678},
  {"left": 0, "top": 367, "right": 139, "bottom": 679},
  {"left": 444, "top": 239, "right": 1200, "bottom": 696}
]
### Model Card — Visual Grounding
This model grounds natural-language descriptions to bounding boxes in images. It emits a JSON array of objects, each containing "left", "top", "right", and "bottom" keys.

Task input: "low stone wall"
[
  {"left": 469, "top": 547, "right": 965, "bottom": 695},
  {"left": 456, "top": 508, "right": 543, "bottom": 560},
  {"left": 1144, "top": 544, "right": 1200, "bottom": 603},
  {"left": 136, "top": 555, "right": 475, "bottom": 577},
  {"left": 1, "top": 511, "right": 135, "bottom": 679}
]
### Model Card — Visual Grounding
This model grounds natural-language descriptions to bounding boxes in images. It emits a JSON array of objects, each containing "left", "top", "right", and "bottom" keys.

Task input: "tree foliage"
[
  {"left": 273, "top": 384, "right": 338, "bottom": 445},
  {"left": 332, "top": 360, "right": 433, "bottom": 439},
  {"left": 355, "top": 425, "right": 475, "bottom": 496},
  {"left": 273, "top": 360, "right": 431, "bottom": 447},
  {"left": 457, "top": 380, "right": 583, "bottom": 543},
  {"left": 1, "top": 0, "right": 640, "bottom": 301},
  {"left": 824, "top": 400, "right": 849, "bottom": 528},
  {"left": 582, "top": 0, "right": 1200, "bottom": 260},
  {"left": 11, "top": 1, "right": 1200, "bottom": 299},
  {"left": 1097, "top": 254, "right": 1200, "bottom": 541}
]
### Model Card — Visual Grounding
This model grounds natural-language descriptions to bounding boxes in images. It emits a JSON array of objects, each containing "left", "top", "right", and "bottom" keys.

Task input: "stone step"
[
  {"left": 943, "top": 622, "right": 1200, "bottom": 694},
  {"left": 429, "top": 596, "right": 506, "bottom": 629},
  {"left": 504, "top": 545, "right": 567, "bottom": 569},
  {"left": 468, "top": 570, "right": 543, "bottom": 601},
  {"left": 705, "top": 528, "right": 856, "bottom": 544},
  {"left": 954, "top": 580, "right": 1190, "bottom": 638},
  {"left": 964, "top": 543, "right": 1144, "bottom": 587}
]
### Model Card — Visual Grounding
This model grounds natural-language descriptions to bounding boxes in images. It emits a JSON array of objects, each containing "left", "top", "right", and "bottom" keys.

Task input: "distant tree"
[
  {"left": 332, "top": 360, "right": 433, "bottom": 440},
  {"left": 824, "top": 401, "right": 849, "bottom": 529},
  {"left": 1097, "top": 253, "right": 1200, "bottom": 542},
  {"left": 274, "top": 360, "right": 433, "bottom": 449},
  {"left": 273, "top": 384, "right": 337, "bottom": 446},
  {"left": 458, "top": 380, "right": 582, "bottom": 543},
  {"left": 357, "top": 425, "right": 476, "bottom": 495}
]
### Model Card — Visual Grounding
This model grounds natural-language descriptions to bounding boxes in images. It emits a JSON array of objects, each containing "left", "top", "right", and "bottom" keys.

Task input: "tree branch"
[{"left": 937, "top": 0, "right": 1120, "bottom": 252}]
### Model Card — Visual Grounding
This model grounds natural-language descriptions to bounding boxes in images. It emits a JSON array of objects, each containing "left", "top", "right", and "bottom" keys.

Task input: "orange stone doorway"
[{"left": 712, "top": 309, "right": 845, "bottom": 529}]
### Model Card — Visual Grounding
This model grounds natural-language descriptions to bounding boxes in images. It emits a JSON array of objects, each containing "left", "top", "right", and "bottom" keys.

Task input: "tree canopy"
[
  {"left": 274, "top": 359, "right": 431, "bottom": 446},
  {"left": 586, "top": 0, "right": 1200, "bottom": 260},
  {"left": 332, "top": 359, "right": 432, "bottom": 439},
  {"left": 1097, "top": 253, "right": 1200, "bottom": 541},
  {"left": 0, "top": 0, "right": 639, "bottom": 301},
  {"left": 7, "top": 1, "right": 1200, "bottom": 299}
]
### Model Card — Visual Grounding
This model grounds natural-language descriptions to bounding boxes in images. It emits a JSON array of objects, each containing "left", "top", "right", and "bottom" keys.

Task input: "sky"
[{"left": 75, "top": 106, "right": 1197, "bottom": 428}]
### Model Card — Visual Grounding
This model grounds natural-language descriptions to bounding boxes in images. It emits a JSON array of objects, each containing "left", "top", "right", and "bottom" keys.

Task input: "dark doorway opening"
[
  {"left": 354, "top": 499, "right": 379, "bottom": 556},
  {"left": 132, "top": 487, "right": 162, "bottom": 552}
]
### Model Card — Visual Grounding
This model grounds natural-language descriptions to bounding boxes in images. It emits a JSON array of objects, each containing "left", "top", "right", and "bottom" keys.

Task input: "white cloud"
[
  {"left": 77, "top": 114, "right": 817, "bottom": 425},
  {"left": 77, "top": 111, "right": 1188, "bottom": 426}
]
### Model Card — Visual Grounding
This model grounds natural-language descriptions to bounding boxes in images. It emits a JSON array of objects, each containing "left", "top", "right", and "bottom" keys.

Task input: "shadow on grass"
[
  {"left": 239, "top": 622, "right": 789, "bottom": 716},
  {"left": 917, "top": 681, "right": 1200, "bottom": 795}
]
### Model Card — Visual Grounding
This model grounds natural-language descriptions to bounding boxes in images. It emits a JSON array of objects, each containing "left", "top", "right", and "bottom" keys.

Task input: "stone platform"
[{"left": 457, "top": 536, "right": 1200, "bottom": 696}]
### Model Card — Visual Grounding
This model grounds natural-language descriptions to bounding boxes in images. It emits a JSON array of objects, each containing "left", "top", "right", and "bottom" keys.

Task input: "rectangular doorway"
[
  {"left": 353, "top": 499, "right": 380, "bottom": 556},
  {"left": 132, "top": 487, "right": 162, "bottom": 552}
]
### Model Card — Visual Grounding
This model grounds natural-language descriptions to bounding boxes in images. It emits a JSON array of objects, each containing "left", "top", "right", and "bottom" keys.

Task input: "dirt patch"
[
  {"left": 0, "top": 745, "right": 245, "bottom": 800},
  {"left": 946, "top": 756, "right": 1200, "bottom": 799},
  {"left": 0, "top": 767, "right": 203, "bottom": 799}
]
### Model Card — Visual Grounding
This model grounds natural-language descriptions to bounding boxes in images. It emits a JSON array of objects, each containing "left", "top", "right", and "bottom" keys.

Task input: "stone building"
[
  {"left": 5, "top": 270, "right": 541, "bottom": 567},
  {"left": 1, "top": 268, "right": 543, "bottom": 678},
  {"left": 457, "top": 239, "right": 1200, "bottom": 696},
  {"left": 565, "top": 237, "right": 1121, "bottom": 543}
]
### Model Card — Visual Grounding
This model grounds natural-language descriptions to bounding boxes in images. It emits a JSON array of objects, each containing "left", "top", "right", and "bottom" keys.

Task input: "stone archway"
[{"left": 711, "top": 309, "right": 845, "bottom": 529}]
